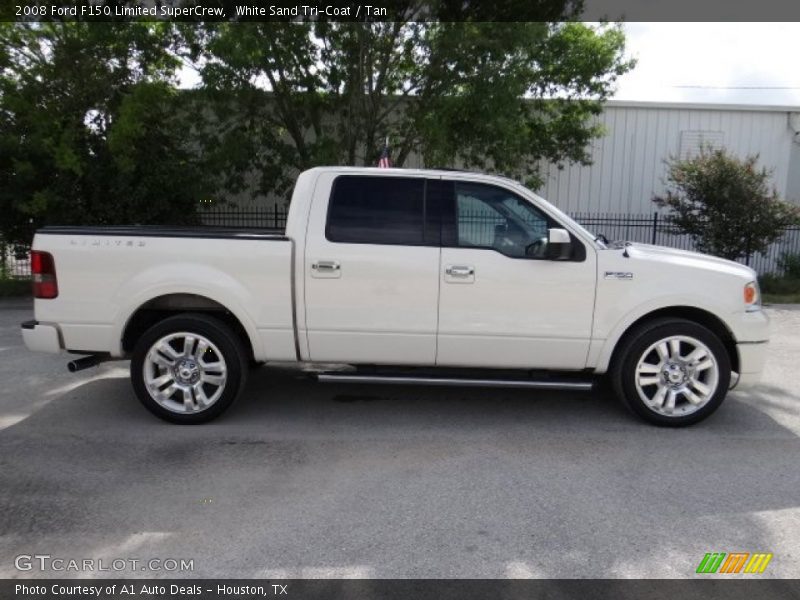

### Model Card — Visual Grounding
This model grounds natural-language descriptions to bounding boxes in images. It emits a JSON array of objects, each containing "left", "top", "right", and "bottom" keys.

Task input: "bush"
[
  {"left": 654, "top": 148, "right": 800, "bottom": 261},
  {"left": 759, "top": 270, "right": 800, "bottom": 303},
  {"left": 758, "top": 253, "right": 800, "bottom": 303},
  {"left": 777, "top": 252, "right": 800, "bottom": 279},
  {"left": 760, "top": 274, "right": 800, "bottom": 295}
]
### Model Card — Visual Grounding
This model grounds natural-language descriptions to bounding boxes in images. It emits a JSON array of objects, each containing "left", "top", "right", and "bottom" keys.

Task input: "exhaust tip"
[{"left": 67, "top": 355, "right": 101, "bottom": 373}]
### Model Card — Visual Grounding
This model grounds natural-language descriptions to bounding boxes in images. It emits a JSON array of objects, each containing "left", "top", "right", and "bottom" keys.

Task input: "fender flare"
[
  {"left": 110, "top": 264, "right": 264, "bottom": 360},
  {"left": 590, "top": 297, "right": 737, "bottom": 373}
]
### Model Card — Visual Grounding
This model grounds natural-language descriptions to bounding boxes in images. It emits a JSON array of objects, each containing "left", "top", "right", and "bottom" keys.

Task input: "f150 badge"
[{"left": 604, "top": 271, "right": 634, "bottom": 280}]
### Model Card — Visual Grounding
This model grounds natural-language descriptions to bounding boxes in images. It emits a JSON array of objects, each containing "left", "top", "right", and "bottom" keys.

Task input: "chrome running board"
[{"left": 316, "top": 373, "right": 593, "bottom": 391}]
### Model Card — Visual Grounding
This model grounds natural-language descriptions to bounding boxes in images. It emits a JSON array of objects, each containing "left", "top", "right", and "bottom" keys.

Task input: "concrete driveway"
[{"left": 0, "top": 299, "right": 798, "bottom": 579}]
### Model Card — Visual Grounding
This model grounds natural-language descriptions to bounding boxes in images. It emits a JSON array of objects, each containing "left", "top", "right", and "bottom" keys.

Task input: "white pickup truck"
[{"left": 21, "top": 167, "right": 769, "bottom": 426}]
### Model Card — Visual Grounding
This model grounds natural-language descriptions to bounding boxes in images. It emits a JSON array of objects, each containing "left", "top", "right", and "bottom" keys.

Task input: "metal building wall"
[{"left": 537, "top": 101, "right": 799, "bottom": 214}]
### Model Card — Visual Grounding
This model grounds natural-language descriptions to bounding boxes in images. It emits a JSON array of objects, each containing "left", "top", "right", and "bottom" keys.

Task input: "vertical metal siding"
[{"left": 538, "top": 103, "right": 796, "bottom": 213}]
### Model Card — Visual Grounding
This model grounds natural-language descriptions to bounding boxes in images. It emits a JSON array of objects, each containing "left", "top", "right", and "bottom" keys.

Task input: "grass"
[
  {"left": 760, "top": 274, "right": 800, "bottom": 305},
  {"left": 0, "top": 277, "right": 31, "bottom": 297},
  {"left": 764, "top": 293, "right": 800, "bottom": 305}
]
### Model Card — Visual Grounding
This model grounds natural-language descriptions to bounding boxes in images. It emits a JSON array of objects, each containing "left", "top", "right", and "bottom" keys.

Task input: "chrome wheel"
[
  {"left": 143, "top": 332, "right": 227, "bottom": 414},
  {"left": 634, "top": 335, "right": 719, "bottom": 417}
]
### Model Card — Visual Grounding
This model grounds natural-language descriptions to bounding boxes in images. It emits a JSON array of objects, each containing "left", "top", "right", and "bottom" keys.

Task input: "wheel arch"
[
  {"left": 599, "top": 306, "right": 739, "bottom": 375},
  {"left": 120, "top": 293, "right": 256, "bottom": 362}
]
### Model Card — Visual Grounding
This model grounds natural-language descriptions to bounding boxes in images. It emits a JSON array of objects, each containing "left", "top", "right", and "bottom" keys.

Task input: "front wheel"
[
  {"left": 131, "top": 313, "right": 248, "bottom": 424},
  {"left": 611, "top": 318, "right": 731, "bottom": 427}
]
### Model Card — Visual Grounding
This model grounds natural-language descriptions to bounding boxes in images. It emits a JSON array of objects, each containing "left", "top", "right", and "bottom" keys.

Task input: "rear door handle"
[
  {"left": 445, "top": 264, "right": 475, "bottom": 283},
  {"left": 311, "top": 260, "right": 341, "bottom": 278}
]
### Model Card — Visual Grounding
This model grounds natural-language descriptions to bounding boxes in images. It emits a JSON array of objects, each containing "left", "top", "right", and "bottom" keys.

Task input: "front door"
[{"left": 436, "top": 181, "right": 597, "bottom": 370}]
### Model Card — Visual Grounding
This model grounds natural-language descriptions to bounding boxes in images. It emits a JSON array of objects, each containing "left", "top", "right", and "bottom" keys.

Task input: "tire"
[
  {"left": 130, "top": 313, "right": 248, "bottom": 424},
  {"left": 611, "top": 318, "right": 731, "bottom": 427}
]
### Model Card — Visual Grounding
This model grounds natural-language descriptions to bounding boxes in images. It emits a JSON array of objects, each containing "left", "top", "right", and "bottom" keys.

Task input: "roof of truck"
[{"left": 305, "top": 166, "right": 524, "bottom": 186}]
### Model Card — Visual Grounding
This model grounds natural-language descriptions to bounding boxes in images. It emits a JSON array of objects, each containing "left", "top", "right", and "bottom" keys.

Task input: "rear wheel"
[
  {"left": 131, "top": 313, "right": 248, "bottom": 424},
  {"left": 611, "top": 318, "right": 731, "bottom": 426}
]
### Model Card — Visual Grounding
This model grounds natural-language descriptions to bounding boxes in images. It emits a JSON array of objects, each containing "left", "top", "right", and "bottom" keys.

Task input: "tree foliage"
[
  {"left": 0, "top": 22, "right": 209, "bottom": 243},
  {"left": 193, "top": 15, "right": 633, "bottom": 197},
  {"left": 653, "top": 149, "right": 800, "bottom": 261},
  {"left": 0, "top": 12, "right": 633, "bottom": 242}
]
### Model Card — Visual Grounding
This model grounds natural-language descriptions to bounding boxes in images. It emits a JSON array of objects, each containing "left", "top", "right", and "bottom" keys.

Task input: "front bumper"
[
  {"left": 733, "top": 341, "right": 769, "bottom": 388},
  {"left": 21, "top": 320, "right": 62, "bottom": 354},
  {"left": 734, "top": 308, "right": 770, "bottom": 342},
  {"left": 728, "top": 309, "right": 770, "bottom": 389}
]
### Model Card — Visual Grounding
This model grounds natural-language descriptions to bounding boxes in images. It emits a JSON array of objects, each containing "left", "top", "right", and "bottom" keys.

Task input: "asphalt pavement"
[{"left": 0, "top": 299, "right": 798, "bottom": 578}]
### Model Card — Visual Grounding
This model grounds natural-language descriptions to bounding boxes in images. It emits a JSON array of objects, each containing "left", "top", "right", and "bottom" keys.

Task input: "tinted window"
[
  {"left": 454, "top": 182, "right": 550, "bottom": 258},
  {"left": 327, "top": 176, "right": 425, "bottom": 245}
]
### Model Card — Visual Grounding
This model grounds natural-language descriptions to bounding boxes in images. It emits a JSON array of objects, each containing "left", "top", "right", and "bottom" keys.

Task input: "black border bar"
[
  {"left": 4, "top": 579, "right": 800, "bottom": 600},
  {"left": 5, "top": 0, "right": 800, "bottom": 22}
]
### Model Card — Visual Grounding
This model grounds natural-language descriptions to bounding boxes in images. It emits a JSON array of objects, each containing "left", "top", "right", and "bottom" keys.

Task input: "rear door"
[{"left": 303, "top": 173, "right": 444, "bottom": 364}]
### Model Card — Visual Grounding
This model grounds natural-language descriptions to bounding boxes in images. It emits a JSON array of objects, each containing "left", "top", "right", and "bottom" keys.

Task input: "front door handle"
[
  {"left": 446, "top": 265, "right": 474, "bottom": 277},
  {"left": 445, "top": 264, "right": 475, "bottom": 283},
  {"left": 311, "top": 260, "right": 341, "bottom": 279}
]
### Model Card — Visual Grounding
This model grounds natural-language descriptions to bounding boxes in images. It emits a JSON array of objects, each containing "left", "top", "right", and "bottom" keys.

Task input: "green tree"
[
  {"left": 193, "top": 15, "right": 634, "bottom": 199},
  {"left": 653, "top": 148, "right": 800, "bottom": 261},
  {"left": 0, "top": 22, "right": 209, "bottom": 244}
]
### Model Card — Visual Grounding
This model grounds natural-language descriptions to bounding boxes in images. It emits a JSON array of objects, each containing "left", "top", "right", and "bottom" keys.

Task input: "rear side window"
[{"left": 326, "top": 176, "right": 425, "bottom": 245}]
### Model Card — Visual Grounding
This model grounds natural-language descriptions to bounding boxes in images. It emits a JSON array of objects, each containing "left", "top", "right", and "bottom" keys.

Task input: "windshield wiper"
[{"left": 594, "top": 233, "right": 610, "bottom": 245}]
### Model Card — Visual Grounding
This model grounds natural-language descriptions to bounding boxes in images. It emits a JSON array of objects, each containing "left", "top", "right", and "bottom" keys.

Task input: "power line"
[{"left": 673, "top": 85, "right": 800, "bottom": 90}]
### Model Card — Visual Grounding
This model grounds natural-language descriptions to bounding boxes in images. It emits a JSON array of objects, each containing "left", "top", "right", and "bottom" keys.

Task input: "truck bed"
[{"left": 32, "top": 225, "right": 297, "bottom": 362}]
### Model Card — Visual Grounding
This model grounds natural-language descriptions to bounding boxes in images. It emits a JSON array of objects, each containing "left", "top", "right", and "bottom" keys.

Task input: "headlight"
[{"left": 744, "top": 281, "right": 761, "bottom": 311}]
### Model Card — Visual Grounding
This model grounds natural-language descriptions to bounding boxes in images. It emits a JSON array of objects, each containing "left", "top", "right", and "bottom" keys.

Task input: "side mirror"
[{"left": 546, "top": 228, "right": 572, "bottom": 260}]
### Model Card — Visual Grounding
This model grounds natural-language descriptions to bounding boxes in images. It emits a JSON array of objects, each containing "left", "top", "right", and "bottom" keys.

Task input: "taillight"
[{"left": 31, "top": 251, "right": 58, "bottom": 299}]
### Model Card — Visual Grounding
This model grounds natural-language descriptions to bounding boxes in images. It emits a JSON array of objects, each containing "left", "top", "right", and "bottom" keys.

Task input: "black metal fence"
[
  {"left": 197, "top": 205, "right": 800, "bottom": 276},
  {"left": 0, "top": 242, "right": 34, "bottom": 280},
  {"left": 569, "top": 212, "right": 800, "bottom": 275},
  {"left": 3, "top": 208, "right": 800, "bottom": 278},
  {"left": 197, "top": 205, "right": 288, "bottom": 230}
]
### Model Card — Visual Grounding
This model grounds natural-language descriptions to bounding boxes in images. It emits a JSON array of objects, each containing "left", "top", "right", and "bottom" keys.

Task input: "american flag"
[{"left": 377, "top": 137, "right": 391, "bottom": 168}]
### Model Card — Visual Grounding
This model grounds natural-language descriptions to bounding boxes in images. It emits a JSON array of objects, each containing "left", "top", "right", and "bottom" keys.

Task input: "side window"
[
  {"left": 327, "top": 176, "right": 425, "bottom": 245},
  {"left": 454, "top": 182, "right": 550, "bottom": 258}
]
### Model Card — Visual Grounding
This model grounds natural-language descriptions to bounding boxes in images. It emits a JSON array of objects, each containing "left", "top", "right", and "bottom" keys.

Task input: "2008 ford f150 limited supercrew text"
[{"left": 21, "top": 167, "right": 770, "bottom": 426}]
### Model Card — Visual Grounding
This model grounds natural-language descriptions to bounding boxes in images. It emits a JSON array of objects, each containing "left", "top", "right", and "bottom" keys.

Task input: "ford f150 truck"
[{"left": 21, "top": 167, "right": 769, "bottom": 426}]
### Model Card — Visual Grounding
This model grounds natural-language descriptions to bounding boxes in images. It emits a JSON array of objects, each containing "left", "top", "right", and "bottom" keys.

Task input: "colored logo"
[{"left": 696, "top": 552, "right": 773, "bottom": 574}]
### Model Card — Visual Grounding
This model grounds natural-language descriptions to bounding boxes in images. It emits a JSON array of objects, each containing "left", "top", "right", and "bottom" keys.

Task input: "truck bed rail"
[{"left": 37, "top": 225, "right": 287, "bottom": 241}]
